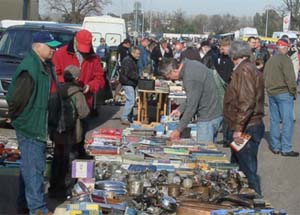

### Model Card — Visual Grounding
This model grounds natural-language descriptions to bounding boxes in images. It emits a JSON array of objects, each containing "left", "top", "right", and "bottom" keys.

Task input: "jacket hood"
[{"left": 60, "top": 82, "right": 82, "bottom": 98}]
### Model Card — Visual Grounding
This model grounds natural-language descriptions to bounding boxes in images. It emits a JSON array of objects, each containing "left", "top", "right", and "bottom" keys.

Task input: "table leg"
[
  {"left": 144, "top": 92, "right": 148, "bottom": 123},
  {"left": 156, "top": 93, "right": 163, "bottom": 122}
]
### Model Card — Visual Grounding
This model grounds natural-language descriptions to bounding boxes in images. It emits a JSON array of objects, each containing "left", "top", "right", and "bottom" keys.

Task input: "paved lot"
[{"left": 0, "top": 103, "right": 300, "bottom": 214}]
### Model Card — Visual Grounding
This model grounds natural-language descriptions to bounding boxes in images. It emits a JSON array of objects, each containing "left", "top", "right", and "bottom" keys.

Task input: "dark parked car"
[{"left": 0, "top": 24, "right": 76, "bottom": 118}]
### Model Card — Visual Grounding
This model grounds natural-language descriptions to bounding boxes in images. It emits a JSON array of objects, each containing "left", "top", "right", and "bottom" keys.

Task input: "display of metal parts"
[
  {"left": 128, "top": 180, "right": 144, "bottom": 196},
  {"left": 160, "top": 196, "right": 177, "bottom": 213},
  {"left": 95, "top": 180, "right": 127, "bottom": 196},
  {"left": 72, "top": 181, "right": 89, "bottom": 196},
  {"left": 95, "top": 162, "right": 113, "bottom": 180},
  {"left": 69, "top": 193, "right": 91, "bottom": 203},
  {"left": 182, "top": 178, "right": 193, "bottom": 189},
  {"left": 132, "top": 195, "right": 159, "bottom": 212},
  {"left": 168, "top": 184, "right": 181, "bottom": 198}
]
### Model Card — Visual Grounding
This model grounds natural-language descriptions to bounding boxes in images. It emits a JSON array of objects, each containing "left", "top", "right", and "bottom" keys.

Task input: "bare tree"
[
  {"left": 281, "top": 0, "right": 300, "bottom": 30},
  {"left": 238, "top": 16, "right": 254, "bottom": 28},
  {"left": 208, "top": 14, "right": 239, "bottom": 34},
  {"left": 254, "top": 10, "right": 281, "bottom": 36},
  {"left": 192, "top": 14, "right": 208, "bottom": 33},
  {"left": 47, "top": 0, "right": 111, "bottom": 23}
]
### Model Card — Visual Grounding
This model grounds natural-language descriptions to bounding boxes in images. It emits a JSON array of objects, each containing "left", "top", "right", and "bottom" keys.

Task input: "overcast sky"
[{"left": 102, "top": 0, "right": 282, "bottom": 17}]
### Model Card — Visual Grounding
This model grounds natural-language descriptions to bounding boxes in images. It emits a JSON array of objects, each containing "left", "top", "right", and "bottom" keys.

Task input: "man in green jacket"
[
  {"left": 6, "top": 32, "right": 61, "bottom": 215},
  {"left": 264, "top": 38, "right": 299, "bottom": 157}
]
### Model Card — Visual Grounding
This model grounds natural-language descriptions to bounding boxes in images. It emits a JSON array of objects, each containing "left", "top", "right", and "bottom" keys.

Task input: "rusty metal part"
[{"left": 168, "top": 184, "right": 181, "bottom": 198}]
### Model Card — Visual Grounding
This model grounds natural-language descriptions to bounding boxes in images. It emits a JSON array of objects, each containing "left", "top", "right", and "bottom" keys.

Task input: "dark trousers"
[
  {"left": 230, "top": 122, "right": 265, "bottom": 195},
  {"left": 222, "top": 120, "right": 231, "bottom": 145},
  {"left": 49, "top": 130, "right": 77, "bottom": 198}
]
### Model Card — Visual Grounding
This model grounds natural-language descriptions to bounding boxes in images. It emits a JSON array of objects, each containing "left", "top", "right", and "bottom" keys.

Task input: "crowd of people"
[
  {"left": 5, "top": 27, "right": 300, "bottom": 214},
  {"left": 115, "top": 35, "right": 300, "bottom": 197}
]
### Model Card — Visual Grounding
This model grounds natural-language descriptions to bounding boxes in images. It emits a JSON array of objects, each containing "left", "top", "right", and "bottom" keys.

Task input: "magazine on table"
[{"left": 230, "top": 133, "right": 252, "bottom": 152}]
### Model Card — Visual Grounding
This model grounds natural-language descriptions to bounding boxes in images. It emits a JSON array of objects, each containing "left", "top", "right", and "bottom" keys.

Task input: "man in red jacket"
[
  {"left": 52, "top": 29, "right": 104, "bottom": 158},
  {"left": 52, "top": 29, "right": 104, "bottom": 109}
]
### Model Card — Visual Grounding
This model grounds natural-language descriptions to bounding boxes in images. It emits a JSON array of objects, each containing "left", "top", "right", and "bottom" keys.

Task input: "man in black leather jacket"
[{"left": 119, "top": 47, "right": 141, "bottom": 125}]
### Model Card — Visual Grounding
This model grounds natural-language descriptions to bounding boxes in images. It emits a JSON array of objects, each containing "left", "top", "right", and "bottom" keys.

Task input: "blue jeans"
[
  {"left": 197, "top": 116, "right": 223, "bottom": 143},
  {"left": 230, "top": 122, "right": 265, "bottom": 195},
  {"left": 268, "top": 93, "right": 294, "bottom": 152},
  {"left": 121, "top": 85, "right": 135, "bottom": 121},
  {"left": 17, "top": 132, "right": 48, "bottom": 215}
]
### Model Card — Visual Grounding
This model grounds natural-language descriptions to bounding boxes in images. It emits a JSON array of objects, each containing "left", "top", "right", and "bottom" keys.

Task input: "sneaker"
[
  {"left": 281, "top": 151, "right": 299, "bottom": 157},
  {"left": 121, "top": 119, "right": 130, "bottom": 126}
]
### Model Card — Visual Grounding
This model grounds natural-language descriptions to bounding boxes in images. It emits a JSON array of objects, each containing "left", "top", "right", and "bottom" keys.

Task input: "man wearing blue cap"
[{"left": 6, "top": 31, "right": 61, "bottom": 215}]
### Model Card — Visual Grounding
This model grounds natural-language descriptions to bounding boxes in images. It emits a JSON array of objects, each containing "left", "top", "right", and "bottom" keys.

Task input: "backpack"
[{"left": 60, "top": 90, "right": 80, "bottom": 131}]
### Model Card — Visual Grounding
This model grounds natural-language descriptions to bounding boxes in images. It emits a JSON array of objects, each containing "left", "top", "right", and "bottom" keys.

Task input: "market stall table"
[{"left": 137, "top": 89, "right": 169, "bottom": 123}]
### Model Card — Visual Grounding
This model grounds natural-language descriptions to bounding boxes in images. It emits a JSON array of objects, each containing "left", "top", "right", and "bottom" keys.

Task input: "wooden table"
[{"left": 137, "top": 89, "right": 169, "bottom": 123}]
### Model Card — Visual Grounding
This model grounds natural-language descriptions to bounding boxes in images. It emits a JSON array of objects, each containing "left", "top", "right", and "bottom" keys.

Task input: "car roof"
[{"left": 5, "top": 24, "right": 79, "bottom": 33}]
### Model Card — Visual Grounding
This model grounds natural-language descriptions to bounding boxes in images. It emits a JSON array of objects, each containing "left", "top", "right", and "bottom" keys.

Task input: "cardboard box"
[{"left": 72, "top": 160, "right": 94, "bottom": 178}]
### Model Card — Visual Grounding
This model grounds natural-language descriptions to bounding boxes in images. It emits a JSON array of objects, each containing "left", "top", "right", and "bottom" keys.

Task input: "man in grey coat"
[{"left": 158, "top": 58, "right": 223, "bottom": 142}]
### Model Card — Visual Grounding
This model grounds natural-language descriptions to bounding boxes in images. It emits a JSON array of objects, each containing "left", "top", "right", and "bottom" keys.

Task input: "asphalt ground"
[{"left": 0, "top": 102, "right": 299, "bottom": 214}]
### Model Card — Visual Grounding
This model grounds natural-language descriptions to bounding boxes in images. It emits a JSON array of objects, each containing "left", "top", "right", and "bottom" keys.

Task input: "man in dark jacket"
[
  {"left": 223, "top": 41, "right": 265, "bottom": 195},
  {"left": 151, "top": 39, "right": 173, "bottom": 76},
  {"left": 216, "top": 38, "right": 234, "bottom": 147},
  {"left": 117, "top": 38, "right": 131, "bottom": 64},
  {"left": 119, "top": 47, "right": 141, "bottom": 125},
  {"left": 255, "top": 37, "right": 270, "bottom": 64},
  {"left": 216, "top": 38, "right": 234, "bottom": 84},
  {"left": 200, "top": 40, "right": 217, "bottom": 69},
  {"left": 6, "top": 32, "right": 61, "bottom": 215}
]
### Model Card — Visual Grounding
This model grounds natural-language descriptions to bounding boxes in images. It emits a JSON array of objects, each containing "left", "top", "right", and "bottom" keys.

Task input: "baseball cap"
[
  {"left": 32, "top": 31, "right": 61, "bottom": 48},
  {"left": 75, "top": 30, "right": 92, "bottom": 53},
  {"left": 276, "top": 38, "right": 289, "bottom": 47}
]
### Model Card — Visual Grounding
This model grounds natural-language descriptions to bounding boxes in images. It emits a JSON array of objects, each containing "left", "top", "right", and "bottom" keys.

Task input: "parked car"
[{"left": 0, "top": 24, "right": 76, "bottom": 118}]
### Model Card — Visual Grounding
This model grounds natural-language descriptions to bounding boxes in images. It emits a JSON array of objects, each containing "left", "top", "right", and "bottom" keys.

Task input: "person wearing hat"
[
  {"left": 264, "top": 38, "right": 299, "bottom": 157},
  {"left": 52, "top": 29, "right": 104, "bottom": 109},
  {"left": 49, "top": 65, "right": 90, "bottom": 199},
  {"left": 6, "top": 31, "right": 61, "bottom": 215},
  {"left": 52, "top": 29, "right": 104, "bottom": 158}
]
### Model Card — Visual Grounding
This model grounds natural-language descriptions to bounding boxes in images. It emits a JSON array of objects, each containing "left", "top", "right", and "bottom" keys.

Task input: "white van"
[
  {"left": 272, "top": 31, "right": 298, "bottom": 43},
  {"left": 82, "top": 16, "right": 127, "bottom": 50},
  {"left": 239, "top": 27, "right": 258, "bottom": 37}
]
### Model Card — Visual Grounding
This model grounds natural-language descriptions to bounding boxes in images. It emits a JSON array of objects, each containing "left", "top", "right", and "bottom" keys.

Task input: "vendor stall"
[{"left": 52, "top": 118, "right": 286, "bottom": 215}]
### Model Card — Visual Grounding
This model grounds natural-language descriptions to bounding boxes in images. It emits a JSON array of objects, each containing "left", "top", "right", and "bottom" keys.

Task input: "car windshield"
[{"left": 0, "top": 28, "right": 74, "bottom": 59}]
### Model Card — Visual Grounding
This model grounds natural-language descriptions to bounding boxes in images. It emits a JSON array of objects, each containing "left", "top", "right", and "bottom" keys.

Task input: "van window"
[
  {"left": 91, "top": 33, "right": 102, "bottom": 50},
  {"left": 105, "top": 33, "right": 121, "bottom": 47}
]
